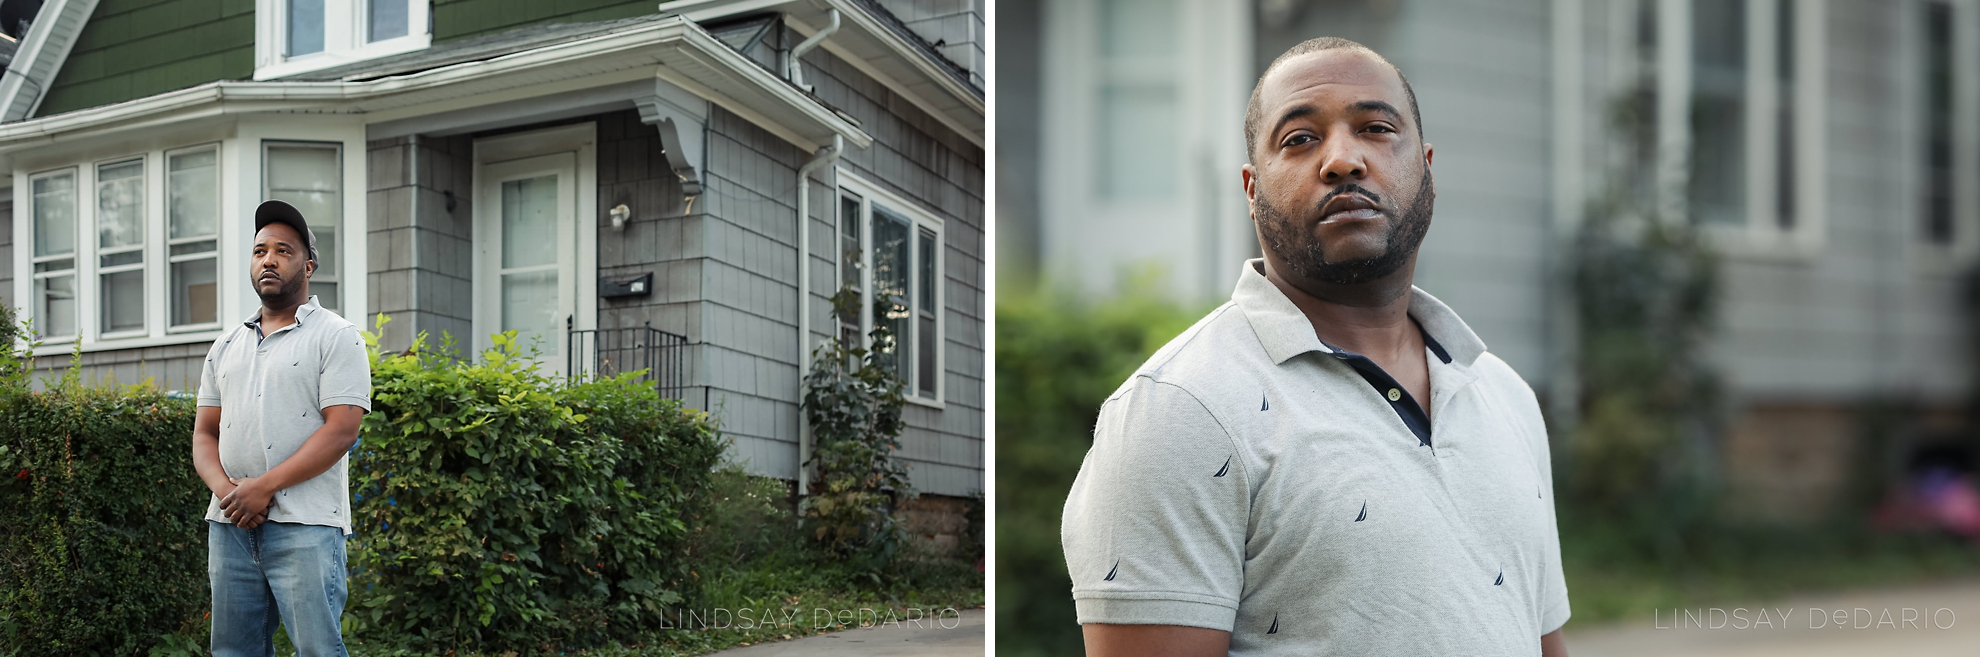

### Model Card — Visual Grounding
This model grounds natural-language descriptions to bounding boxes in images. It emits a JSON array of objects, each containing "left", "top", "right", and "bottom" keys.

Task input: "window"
[
  {"left": 264, "top": 142, "right": 343, "bottom": 312},
  {"left": 1688, "top": 0, "right": 1747, "bottom": 226},
  {"left": 1661, "top": 0, "right": 1819, "bottom": 247},
  {"left": 256, "top": 0, "right": 430, "bottom": 80},
  {"left": 1923, "top": 1, "right": 1955, "bottom": 245},
  {"left": 1094, "top": 0, "right": 1178, "bottom": 199},
  {"left": 29, "top": 169, "right": 77, "bottom": 341},
  {"left": 95, "top": 159, "right": 146, "bottom": 336},
  {"left": 168, "top": 148, "right": 220, "bottom": 328},
  {"left": 838, "top": 173, "right": 944, "bottom": 404}
]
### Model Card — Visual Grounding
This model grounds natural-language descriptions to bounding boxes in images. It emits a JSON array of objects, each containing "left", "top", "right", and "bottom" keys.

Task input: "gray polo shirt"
[
  {"left": 198, "top": 295, "right": 371, "bottom": 535},
  {"left": 1061, "top": 260, "right": 1570, "bottom": 656}
]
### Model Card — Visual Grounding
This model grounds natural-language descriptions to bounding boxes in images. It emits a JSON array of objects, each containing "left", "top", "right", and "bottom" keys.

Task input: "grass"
[{"left": 1560, "top": 517, "right": 1980, "bottom": 628}]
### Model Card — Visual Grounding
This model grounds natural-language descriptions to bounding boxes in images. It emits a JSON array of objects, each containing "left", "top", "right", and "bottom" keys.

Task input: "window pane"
[
  {"left": 871, "top": 205, "right": 912, "bottom": 377},
  {"left": 1924, "top": 1, "right": 1954, "bottom": 243},
  {"left": 33, "top": 173, "right": 74, "bottom": 257},
  {"left": 918, "top": 313, "right": 936, "bottom": 397},
  {"left": 501, "top": 176, "right": 559, "bottom": 269},
  {"left": 34, "top": 274, "right": 75, "bottom": 338},
  {"left": 918, "top": 229, "right": 936, "bottom": 310},
  {"left": 501, "top": 271, "right": 560, "bottom": 353},
  {"left": 1776, "top": 0, "right": 1795, "bottom": 229},
  {"left": 170, "top": 150, "right": 219, "bottom": 240},
  {"left": 288, "top": 0, "right": 325, "bottom": 56},
  {"left": 98, "top": 160, "right": 144, "bottom": 250},
  {"left": 266, "top": 144, "right": 342, "bottom": 300},
  {"left": 369, "top": 0, "right": 409, "bottom": 42},
  {"left": 1688, "top": 0, "right": 1747, "bottom": 225},
  {"left": 101, "top": 269, "right": 144, "bottom": 333},
  {"left": 313, "top": 282, "right": 340, "bottom": 311},
  {"left": 1097, "top": 84, "right": 1179, "bottom": 199},
  {"left": 172, "top": 258, "right": 218, "bottom": 326},
  {"left": 840, "top": 195, "right": 861, "bottom": 291}
]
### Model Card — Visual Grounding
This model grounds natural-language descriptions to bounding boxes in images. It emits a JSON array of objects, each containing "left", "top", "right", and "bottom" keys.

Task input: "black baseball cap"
[{"left": 253, "top": 199, "right": 318, "bottom": 263}]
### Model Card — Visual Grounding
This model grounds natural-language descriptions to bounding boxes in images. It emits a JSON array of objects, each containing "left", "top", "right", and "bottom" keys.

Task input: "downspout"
[
  {"left": 785, "top": 9, "right": 839, "bottom": 93},
  {"left": 796, "top": 134, "right": 843, "bottom": 496}
]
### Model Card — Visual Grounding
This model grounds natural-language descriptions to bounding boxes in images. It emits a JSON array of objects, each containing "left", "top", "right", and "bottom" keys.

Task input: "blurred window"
[
  {"left": 838, "top": 172, "right": 945, "bottom": 405},
  {"left": 1688, "top": 0, "right": 1747, "bottom": 226},
  {"left": 1094, "top": 0, "right": 1179, "bottom": 200},
  {"left": 1923, "top": 1, "right": 1954, "bottom": 244}
]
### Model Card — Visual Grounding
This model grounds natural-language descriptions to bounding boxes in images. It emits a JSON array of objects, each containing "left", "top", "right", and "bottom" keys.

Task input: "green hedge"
[
  {"left": 0, "top": 305, "right": 725, "bottom": 655},
  {"left": 344, "top": 328, "right": 725, "bottom": 653},
  {"left": 0, "top": 359, "right": 209, "bottom": 655},
  {"left": 994, "top": 283, "right": 1205, "bottom": 657}
]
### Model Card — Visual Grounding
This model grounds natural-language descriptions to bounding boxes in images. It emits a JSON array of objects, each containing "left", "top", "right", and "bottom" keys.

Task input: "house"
[
  {"left": 0, "top": 0, "right": 986, "bottom": 508},
  {"left": 999, "top": 0, "right": 1968, "bottom": 521}
]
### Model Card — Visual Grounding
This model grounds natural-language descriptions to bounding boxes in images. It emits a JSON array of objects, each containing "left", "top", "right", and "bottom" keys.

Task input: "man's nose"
[{"left": 1316, "top": 134, "right": 1368, "bottom": 184}]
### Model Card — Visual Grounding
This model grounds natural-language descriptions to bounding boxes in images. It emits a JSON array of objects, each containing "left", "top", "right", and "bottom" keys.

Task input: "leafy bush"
[
  {"left": 994, "top": 280, "right": 1205, "bottom": 657},
  {"left": 0, "top": 304, "right": 210, "bottom": 655},
  {"left": 799, "top": 290, "right": 912, "bottom": 569},
  {"left": 342, "top": 321, "right": 725, "bottom": 653}
]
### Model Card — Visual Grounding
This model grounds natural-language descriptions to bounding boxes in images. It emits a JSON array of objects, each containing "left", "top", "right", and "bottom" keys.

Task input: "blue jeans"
[{"left": 207, "top": 520, "right": 349, "bottom": 657}]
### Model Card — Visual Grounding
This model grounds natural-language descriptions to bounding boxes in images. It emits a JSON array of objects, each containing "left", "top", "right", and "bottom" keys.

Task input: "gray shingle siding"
[
  {"left": 365, "top": 135, "right": 477, "bottom": 355},
  {"left": 30, "top": 342, "right": 207, "bottom": 392}
]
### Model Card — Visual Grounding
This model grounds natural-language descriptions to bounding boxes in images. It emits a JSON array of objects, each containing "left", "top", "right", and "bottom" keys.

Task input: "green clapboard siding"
[
  {"left": 37, "top": 0, "right": 255, "bottom": 117},
  {"left": 433, "top": 0, "right": 657, "bottom": 42}
]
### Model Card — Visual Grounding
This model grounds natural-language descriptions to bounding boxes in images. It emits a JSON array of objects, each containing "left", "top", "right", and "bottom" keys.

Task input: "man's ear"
[
  {"left": 1424, "top": 143, "right": 1434, "bottom": 169},
  {"left": 305, "top": 259, "right": 315, "bottom": 278}
]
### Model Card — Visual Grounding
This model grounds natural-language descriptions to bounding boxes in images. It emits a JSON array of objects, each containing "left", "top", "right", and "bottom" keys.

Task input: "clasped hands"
[{"left": 218, "top": 476, "right": 278, "bottom": 529}]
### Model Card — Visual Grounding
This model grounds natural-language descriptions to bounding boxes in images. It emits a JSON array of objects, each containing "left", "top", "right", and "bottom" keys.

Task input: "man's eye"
[
  {"left": 1366, "top": 124, "right": 1395, "bottom": 134},
  {"left": 1283, "top": 134, "right": 1315, "bottom": 148}
]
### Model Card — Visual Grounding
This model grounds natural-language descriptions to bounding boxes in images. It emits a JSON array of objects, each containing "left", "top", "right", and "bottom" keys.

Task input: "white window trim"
[
  {"left": 23, "top": 166, "right": 80, "bottom": 344},
  {"left": 254, "top": 0, "right": 432, "bottom": 81},
  {"left": 262, "top": 140, "right": 348, "bottom": 314},
  {"left": 92, "top": 154, "right": 151, "bottom": 341},
  {"left": 1662, "top": 0, "right": 1829, "bottom": 262},
  {"left": 837, "top": 169, "right": 945, "bottom": 408},
  {"left": 1906, "top": 0, "right": 1980, "bottom": 274}
]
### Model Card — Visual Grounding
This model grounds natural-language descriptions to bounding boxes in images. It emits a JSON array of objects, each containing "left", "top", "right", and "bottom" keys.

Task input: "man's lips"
[
  {"left": 257, "top": 272, "right": 282, "bottom": 285},
  {"left": 1319, "top": 193, "right": 1383, "bottom": 223}
]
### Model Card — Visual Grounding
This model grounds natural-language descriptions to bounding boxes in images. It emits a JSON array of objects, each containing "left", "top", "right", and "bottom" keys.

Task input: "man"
[
  {"left": 191, "top": 200, "right": 371, "bottom": 656},
  {"left": 1061, "top": 39, "right": 1571, "bottom": 656}
]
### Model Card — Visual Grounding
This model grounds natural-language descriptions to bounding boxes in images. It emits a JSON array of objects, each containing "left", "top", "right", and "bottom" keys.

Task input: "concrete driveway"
[
  {"left": 704, "top": 607, "right": 984, "bottom": 656},
  {"left": 1565, "top": 579, "right": 1980, "bottom": 657}
]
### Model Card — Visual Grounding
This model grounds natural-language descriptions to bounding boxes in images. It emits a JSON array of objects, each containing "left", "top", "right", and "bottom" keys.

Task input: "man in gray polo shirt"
[
  {"left": 190, "top": 199, "right": 371, "bottom": 656},
  {"left": 1062, "top": 38, "right": 1570, "bottom": 656}
]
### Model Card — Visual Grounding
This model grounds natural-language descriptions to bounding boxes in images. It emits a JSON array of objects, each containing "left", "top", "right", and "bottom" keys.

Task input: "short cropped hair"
[{"left": 1244, "top": 37, "right": 1423, "bottom": 159}]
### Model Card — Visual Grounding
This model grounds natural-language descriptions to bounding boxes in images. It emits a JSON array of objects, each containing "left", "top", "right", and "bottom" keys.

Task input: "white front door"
[{"left": 475, "top": 152, "right": 578, "bottom": 370}]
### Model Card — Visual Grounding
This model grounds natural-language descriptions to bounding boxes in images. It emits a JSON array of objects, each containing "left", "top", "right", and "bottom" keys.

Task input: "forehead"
[
  {"left": 1259, "top": 49, "right": 1408, "bottom": 117},
  {"left": 253, "top": 222, "right": 303, "bottom": 245}
]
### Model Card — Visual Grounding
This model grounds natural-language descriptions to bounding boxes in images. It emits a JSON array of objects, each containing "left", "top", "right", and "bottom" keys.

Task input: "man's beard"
[
  {"left": 1255, "top": 171, "right": 1435, "bottom": 285},
  {"left": 256, "top": 269, "right": 307, "bottom": 302}
]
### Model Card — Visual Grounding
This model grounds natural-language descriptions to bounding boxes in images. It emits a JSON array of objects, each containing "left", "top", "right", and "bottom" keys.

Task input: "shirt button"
[{"left": 1387, "top": 388, "right": 1402, "bottom": 401}]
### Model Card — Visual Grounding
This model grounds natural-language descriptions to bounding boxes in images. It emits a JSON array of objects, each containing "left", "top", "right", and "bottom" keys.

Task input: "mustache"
[{"left": 1315, "top": 184, "right": 1384, "bottom": 213}]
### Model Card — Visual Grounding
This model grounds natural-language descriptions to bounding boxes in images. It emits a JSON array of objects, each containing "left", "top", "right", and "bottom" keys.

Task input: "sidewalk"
[
  {"left": 704, "top": 608, "right": 984, "bottom": 656},
  {"left": 1564, "top": 579, "right": 1980, "bottom": 657}
]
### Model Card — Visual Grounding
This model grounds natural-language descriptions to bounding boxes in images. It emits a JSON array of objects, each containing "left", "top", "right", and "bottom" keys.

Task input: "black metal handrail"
[{"left": 567, "top": 319, "right": 694, "bottom": 403}]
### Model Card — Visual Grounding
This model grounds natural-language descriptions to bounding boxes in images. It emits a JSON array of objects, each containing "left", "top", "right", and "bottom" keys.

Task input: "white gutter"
[
  {"left": 0, "top": 0, "right": 98, "bottom": 122},
  {"left": 0, "top": 15, "right": 871, "bottom": 155},
  {"left": 784, "top": 8, "right": 838, "bottom": 93},
  {"left": 795, "top": 133, "right": 843, "bottom": 496}
]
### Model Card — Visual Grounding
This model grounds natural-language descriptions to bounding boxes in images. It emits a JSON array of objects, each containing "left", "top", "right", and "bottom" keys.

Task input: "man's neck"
[
  {"left": 257, "top": 295, "right": 306, "bottom": 334},
  {"left": 1260, "top": 254, "right": 1419, "bottom": 361}
]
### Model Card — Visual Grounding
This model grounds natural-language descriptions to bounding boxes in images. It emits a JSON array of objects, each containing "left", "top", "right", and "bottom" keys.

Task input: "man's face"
[
  {"left": 1244, "top": 49, "right": 1435, "bottom": 286},
  {"left": 251, "top": 223, "right": 312, "bottom": 301}
]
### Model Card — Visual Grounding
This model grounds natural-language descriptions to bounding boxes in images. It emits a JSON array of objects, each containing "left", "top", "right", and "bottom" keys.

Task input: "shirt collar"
[
  {"left": 242, "top": 295, "right": 323, "bottom": 330},
  {"left": 1231, "top": 259, "right": 1488, "bottom": 367}
]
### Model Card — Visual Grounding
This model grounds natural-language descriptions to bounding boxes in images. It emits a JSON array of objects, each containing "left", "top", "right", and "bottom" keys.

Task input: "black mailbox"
[{"left": 600, "top": 272, "right": 654, "bottom": 298}]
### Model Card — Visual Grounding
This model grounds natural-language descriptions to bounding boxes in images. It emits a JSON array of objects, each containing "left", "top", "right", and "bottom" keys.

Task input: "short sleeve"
[
  {"left": 196, "top": 334, "right": 225, "bottom": 408},
  {"left": 1533, "top": 408, "right": 1571, "bottom": 634},
  {"left": 318, "top": 326, "right": 372, "bottom": 412},
  {"left": 1061, "top": 377, "right": 1250, "bottom": 631}
]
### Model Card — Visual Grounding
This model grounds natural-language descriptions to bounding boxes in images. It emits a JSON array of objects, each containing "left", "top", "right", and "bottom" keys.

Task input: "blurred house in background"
[{"left": 998, "top": 0, "right": 1976, "bottom": 521}]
